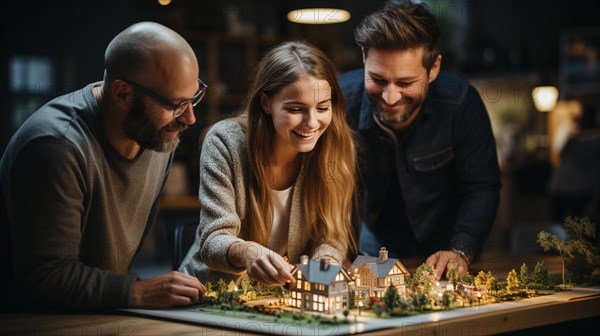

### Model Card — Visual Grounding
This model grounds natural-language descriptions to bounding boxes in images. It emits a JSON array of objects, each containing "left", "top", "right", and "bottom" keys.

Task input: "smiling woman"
[
  {"left": 178, "top": 40, "right": 359, "bottom": 287},
  {"left": 261, "top": 75, "right": 333, "bottom": 164}
]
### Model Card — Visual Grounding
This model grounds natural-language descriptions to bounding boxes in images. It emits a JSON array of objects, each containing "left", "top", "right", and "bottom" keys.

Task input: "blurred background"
[{"left": 2, "top": 0, "right": 599, "bottom": 275}]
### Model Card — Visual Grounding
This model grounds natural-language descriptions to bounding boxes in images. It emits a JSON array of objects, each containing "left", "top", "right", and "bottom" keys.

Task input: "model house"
[
  {"left": 289, "top": 255, "right": 351, "bottom": 314},
  {"left": 350, "top": 247, "right": 410, "bottom": 298}
]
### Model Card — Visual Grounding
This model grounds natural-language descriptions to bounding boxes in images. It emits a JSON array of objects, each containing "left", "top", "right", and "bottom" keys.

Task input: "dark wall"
[
  {"left": 3, "top": 0, "right": 598, "bottom": 148},
  {"left": 2, "top": 1, "right": 146, "bottom": 89},
  {"left": 2, "top": 0, "right": 598, "bottom": 182},
  {"left": 463, "top": 0, "right": 598, "bottom": 75},
  {"left": 1, "top": 0, "right": 147, "bottom": 151}
]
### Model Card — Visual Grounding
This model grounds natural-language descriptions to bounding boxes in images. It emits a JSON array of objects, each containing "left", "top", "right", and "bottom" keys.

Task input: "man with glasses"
[{"left": 0, "top": 22, "right": 207, "bottom": 310}]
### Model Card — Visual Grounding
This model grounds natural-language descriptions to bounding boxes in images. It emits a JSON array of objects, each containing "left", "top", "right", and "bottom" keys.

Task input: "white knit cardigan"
[{"left": 179, "top": 119, "right": 345, "bottom": 284}]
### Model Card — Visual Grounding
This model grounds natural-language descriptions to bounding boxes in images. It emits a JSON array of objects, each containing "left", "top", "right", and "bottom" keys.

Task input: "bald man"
[{"left": 0, "top": 22, "right": 206, "bottom": 310}]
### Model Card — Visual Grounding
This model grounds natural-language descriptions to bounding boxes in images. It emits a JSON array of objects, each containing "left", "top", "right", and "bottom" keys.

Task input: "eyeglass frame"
[{"left": 121, "top": 78, "right": 207, "bottom": 118}]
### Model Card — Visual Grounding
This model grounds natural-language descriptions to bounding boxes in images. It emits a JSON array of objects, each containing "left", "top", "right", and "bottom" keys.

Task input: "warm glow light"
[
  {"left": 532, "top": 86, "right": 559, "bottom": 112},
  {"left": 428, "top": 312, "right": 442, "bottom": 322},
  {"left": 287, "top": 8, "right": 350, "bottom": 24},
  {"left": 158, "top": 0, "right": 172, "bottom": 6}
]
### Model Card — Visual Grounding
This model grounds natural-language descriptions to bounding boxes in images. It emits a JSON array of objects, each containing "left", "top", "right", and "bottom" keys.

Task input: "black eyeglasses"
[{"left": 122, "top": 78, "right": 207, "bottom": 118}]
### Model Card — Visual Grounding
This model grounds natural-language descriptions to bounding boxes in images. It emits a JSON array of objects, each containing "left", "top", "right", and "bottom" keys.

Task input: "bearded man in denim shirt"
[{"left": 340, "top": 1, "right": 501, "bottom": 280}]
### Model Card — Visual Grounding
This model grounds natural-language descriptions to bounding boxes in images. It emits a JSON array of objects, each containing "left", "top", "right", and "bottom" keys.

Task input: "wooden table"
[{"left": 2, "top": 255, "right": 599, "bottom": 335}]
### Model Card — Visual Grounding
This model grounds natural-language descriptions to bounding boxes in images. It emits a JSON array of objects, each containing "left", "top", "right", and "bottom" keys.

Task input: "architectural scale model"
[
  {"left": 123, "top": 217, "right": 599, "bottom": 335},
  {"left": 194, "top": 249, "right": 563, "bottom": 322}
]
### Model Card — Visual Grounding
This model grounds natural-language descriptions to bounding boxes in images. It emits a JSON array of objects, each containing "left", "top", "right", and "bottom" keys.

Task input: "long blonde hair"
[{"left": 238, "top": 41, "right": 358, "bottom": 260}]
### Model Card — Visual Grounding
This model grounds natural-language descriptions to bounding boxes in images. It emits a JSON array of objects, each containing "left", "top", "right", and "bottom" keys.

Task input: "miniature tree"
[
  {"left": 373, "top": 302, "right": 384, "bottom": 317},
  {"left": 227, "top": 280, "right": 237, "bottom": 292},
  {"left": 533, "top": 261, "right": 549, "bottom": 287},
  {"left": 356, "top": 295, "right": 374, "bottom": 315},
  {"left": 474, "top": 271, "right": 487, "bottom": 292},
  {"left": 219, "top": 290, "right": 237, "bottom": 310},
  {"left": 348, "top": 288, "right": 356, "bottom": 309},
  {"left": 485, "top": 272, "right": 499, "bottom": 297},
  {"left": 409, "top": 264, "right": 437, "bottom": 300},
  {"left": 506, "top": 269, "right": 520, "bottom": 294},
  {"left": 205, "top": 281, "right": 213, "bottom": 296},
  {"left": 537, "top": 216, "right": 599, "bottom": 287},
  {"left": 273, "top": 285, "right": 286, "bottom": 300},
  {"left": 384, "top": 284, "right": 400, "bottom": 313},
  {"left": 239, "top": 273, "right": 253, "bottom": 294},
  {"left": 253, "top": 281, "right": 267, "bottom": 297},
  {"left": 564, "top": 217, "right": 599, "bottom": 284},
  {"left": 447, "top": 266, "right": 459, "bottom": 290},
  {"left": 217, "top": 278, "right": 227, "bottom": 298},
  {"left": 459, "top": 273, "right": 474, "bottom": 288},
  {"left": 440, "top": 291, "right": 453, "bottom": 309},
  {"left": 409, "top": 291, "right": 429, "bottom": 311},
  {"left": 519, "top": 263, "right": 529, "bottom": 290},
  {"left": 396, "top": 295, "right": 411, "bottom": 315}
]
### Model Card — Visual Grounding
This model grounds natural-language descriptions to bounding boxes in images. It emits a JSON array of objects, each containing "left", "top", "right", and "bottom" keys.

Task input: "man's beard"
[
  {"left": 373, "top": 98, "right": 420, "bottom": 126},
  {"left": 124, "top": 95, "right": 188, "bottom": 152},
  {"left": 374, "top": 106, "right": 411, "bottom": 124}
]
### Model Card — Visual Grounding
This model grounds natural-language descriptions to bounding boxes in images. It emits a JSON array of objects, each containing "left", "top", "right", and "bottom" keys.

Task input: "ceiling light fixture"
[
  {"left": 532, "top": 86, "right": 559, "bottom": 112},
  {"left": 287, "top": 8, "right": 350, "bottom": 24}
]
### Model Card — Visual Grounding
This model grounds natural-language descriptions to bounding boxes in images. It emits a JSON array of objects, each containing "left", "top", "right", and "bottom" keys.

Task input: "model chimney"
[
  {"left": 319, "top": 257, "right": 330, "bottom": 271},
  {"left": 300, "top": 255, "right": 309, "bottom": 265},
  {"left": 379, "top": 247, "right": 388, "bottom": 263}
]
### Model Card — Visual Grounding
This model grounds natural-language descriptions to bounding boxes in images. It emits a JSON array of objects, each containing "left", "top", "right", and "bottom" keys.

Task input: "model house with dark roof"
[
  {"left": 289, "top": 255, "right": 351, "bottom": 314},
  {"left": 350, "top": 247, "right": 410, "bottom": 298}
]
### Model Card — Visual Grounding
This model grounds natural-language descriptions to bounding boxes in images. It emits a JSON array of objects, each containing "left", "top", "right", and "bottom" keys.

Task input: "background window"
[{"left": 9, "top": 56, "right": 55, "bottom": 130}]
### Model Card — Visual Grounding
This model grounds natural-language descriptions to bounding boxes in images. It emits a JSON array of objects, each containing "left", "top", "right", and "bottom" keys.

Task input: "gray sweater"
[
  {"left": 0, "top": 83, "right": 173, "bottom": 309},
  {"left": 179, "top": 119, "right": 345, "bottom": 284}
]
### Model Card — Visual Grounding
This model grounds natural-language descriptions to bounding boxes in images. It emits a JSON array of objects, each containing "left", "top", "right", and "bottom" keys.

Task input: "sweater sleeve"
[
  {"left": 6, "top": 137, "right": 136, "bottom": 310},
  {"left": 196, "top": 124, "right": 246, "bottom": 274}
]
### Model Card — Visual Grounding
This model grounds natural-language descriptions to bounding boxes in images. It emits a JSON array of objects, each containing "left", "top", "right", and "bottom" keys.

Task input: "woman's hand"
[{"left": 228, "top": 241, "right": 295, "bottom": 286}]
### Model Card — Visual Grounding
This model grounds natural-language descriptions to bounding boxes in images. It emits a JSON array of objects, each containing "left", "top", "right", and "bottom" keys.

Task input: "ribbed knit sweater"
[{"left": 0, "top": 83, "right": 173, "bottom": 310}]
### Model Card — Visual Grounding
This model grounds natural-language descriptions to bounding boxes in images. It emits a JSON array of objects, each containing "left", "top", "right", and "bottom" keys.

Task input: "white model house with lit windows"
[
  {"left": 289, "top": 255, "right": 351, "bottom": 314},
  {"left": 350, "top": 247, "right": 410, "bottom": 298}
]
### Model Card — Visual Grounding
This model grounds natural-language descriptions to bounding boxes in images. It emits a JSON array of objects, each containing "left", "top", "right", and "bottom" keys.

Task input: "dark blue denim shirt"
[{"left": 340, "top": 69, "right": 501, "bottom": 259}]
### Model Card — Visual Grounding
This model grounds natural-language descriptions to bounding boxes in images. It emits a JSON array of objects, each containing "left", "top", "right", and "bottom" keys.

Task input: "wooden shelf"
[
  {"left": 183, "top": 31, "right": 282, "bottom": 125},
  {"left": 158, "top": 195, "right": 200, "bottom": 214}
]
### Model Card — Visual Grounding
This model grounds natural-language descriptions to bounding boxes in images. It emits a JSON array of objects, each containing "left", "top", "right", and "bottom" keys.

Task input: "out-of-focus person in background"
[{"left": 548, "top": 100, "right": 600, "bottom": 235}]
